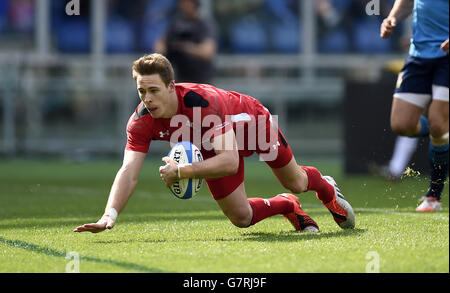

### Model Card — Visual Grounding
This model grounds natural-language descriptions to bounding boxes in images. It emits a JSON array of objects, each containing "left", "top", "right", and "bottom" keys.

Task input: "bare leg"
[
  {"left": 270, "top": 157, "right": 308, "bottom": 194},
  {"left": 390, "top": 98, "right": 425, "bottom": 136},
  {"left": 428, "top": 100, "right": 449, "bottom": 144},
  {"left": 215, "top": 182, "right": 253, "bottom": 228}
]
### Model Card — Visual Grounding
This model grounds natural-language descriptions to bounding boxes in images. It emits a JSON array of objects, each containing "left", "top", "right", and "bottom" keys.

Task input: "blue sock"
[
  {"left": 415, "top": 115, "right": 430, "bottom": 138},
  {"left": 426, "top": 142, "right": 449, "bottom": 201}
]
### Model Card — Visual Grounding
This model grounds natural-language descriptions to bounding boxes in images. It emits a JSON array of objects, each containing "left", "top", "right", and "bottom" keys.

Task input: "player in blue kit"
[{"left": 381, "top": 0, "right": 449, "bottom": 211}]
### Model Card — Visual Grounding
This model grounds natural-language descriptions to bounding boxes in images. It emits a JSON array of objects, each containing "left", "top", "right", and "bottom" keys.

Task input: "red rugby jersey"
[{"left": 125, "top": 83, "right": 275, "bottom": 159}]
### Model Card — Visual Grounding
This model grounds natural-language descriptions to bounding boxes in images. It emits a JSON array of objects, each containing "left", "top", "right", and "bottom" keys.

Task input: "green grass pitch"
[{"left": 0, "top": 157, "right": 448, "bottom": 273}]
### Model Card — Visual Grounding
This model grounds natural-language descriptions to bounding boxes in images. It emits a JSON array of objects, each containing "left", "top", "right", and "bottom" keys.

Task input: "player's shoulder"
[
  {"left": 176, "top": 83, "right": 260, "bottom": 116},
  {"left": 127, "top": 102, "right": 153, "bottom": 130},
  {"left": 130, "top": 102, "right": 152, "bottom": 121},
  {"left": 134, "top": 102, "right": 150, "bottom": 119},
  {"left": 176, "top": 83, "right": 228, "bottom": 106}
]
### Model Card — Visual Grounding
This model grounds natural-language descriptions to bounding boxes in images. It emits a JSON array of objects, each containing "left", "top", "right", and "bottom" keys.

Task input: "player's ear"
[{"left": 168, "top": 80, "right": 176, "bottom": 92}]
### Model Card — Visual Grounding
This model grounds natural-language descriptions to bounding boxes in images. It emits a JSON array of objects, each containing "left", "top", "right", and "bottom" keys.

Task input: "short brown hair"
[{"left": 132, "top": 53, "right": 175, "bottom": 86}]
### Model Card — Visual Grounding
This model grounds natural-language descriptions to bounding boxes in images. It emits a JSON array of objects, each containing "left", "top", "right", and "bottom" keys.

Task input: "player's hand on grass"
[
  {"left": 159, "top": 157, "right": 179, "bottom": 187},
  {"left": 73, "top": 214, "right": 115, "bottom": 233},
  {"left": 380, "top": 16, "right": 397, "bottom": 38},
  {"left": 441, "top": 39, "right": 449, "bottom": 55}
]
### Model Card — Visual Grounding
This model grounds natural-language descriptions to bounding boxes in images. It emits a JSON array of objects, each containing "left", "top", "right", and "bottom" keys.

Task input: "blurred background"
[{"left": 0, "top": 0, "right": 422, "bottom": 173}]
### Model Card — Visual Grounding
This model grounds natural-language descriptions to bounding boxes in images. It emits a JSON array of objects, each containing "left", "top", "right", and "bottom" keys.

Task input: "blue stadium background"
[{"left": 0, "top": 0, "right": 409, "bottom": 163}]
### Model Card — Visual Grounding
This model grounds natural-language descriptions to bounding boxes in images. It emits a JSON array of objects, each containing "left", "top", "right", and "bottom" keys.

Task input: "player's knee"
[
  {"left": 390, "top": 121, "right": 416, "bottom": 137},
  {"left": 228, "top": 213, "right": 252, "bottom": 228},
  {"left": 284, "top": 168, "right": 308, "bottom": 194},
  {"left": 288, "top": 183, "right": 305, "bottom": 194},
  {"left": 282, "top": 179, "right": 307, "bottom": 194},
  {"left": 277, "top": 167, "right": 307, "bottom": 194},
  {"left": 429, "top": 118, "right": 448, "bottom": 139}
]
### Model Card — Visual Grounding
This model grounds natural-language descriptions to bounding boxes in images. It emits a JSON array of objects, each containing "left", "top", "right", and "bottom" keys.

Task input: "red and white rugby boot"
[
  {"left": 416, "top": 196, "right": 442, "bottom": 212},
  {"left": 279, "top": 193, "right": 319, "bottom": 232},
  {"left": 322, "top": 176, "right": 355, "bottom": 229}
]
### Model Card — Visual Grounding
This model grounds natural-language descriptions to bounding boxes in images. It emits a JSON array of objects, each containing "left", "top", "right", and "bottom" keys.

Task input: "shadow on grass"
[
  {"left": 1, "top": 209, "right": 339, "bottom": 231},
  {"left": 0, "top": 236, "right": 168, "bottom": 273},
  {"left": 239, "top": 228, "right": 367, "bottom": 242},
  {"left": 89, "top": 228, "right": 367, "bottom": 245}
]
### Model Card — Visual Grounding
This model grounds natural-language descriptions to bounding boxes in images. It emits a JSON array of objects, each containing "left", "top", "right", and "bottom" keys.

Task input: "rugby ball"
[{"left": 167, "top": 142, "right": 204, "bottom": 199}]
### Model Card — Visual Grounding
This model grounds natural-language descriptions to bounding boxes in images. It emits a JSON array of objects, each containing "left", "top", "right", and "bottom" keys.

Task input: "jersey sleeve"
[{"left": 125, "top": 111, "right": 152, "bottom": 154}]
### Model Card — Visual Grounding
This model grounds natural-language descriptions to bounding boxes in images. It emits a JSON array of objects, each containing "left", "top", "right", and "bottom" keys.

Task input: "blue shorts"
[{"left": 394, "top": 55, "right": 449, "bottom": 108}]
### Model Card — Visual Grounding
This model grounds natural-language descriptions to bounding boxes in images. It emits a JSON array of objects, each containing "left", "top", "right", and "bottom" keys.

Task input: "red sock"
[
  {"left": 301, "top": 166, "right": 334, "bottom": 204},
  {"left": 248, "top": 195, "right": 295, "bottom": 226}
]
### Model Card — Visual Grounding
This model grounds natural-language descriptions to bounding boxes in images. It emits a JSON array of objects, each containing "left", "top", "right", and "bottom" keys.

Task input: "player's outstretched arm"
[
  {"left": 73, "top": 150, "right": 147, "bottom": 233},
  {"left": 380, "top": 0, "right": 414, "bottom": 39},
  {"left": 159, "top": 129, "right": 239, "bottom": 186}
]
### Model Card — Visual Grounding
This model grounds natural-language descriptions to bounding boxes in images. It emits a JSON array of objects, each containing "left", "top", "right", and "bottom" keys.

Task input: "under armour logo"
[
  {"left": 159, "top": 130, "right": 170, "bottom": 138},
  {"left": 272, "top": 141, "right": 281, "bottom": 150},
  {"left": 263, "top": 199, "right": 271, "bottom": 206}
]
